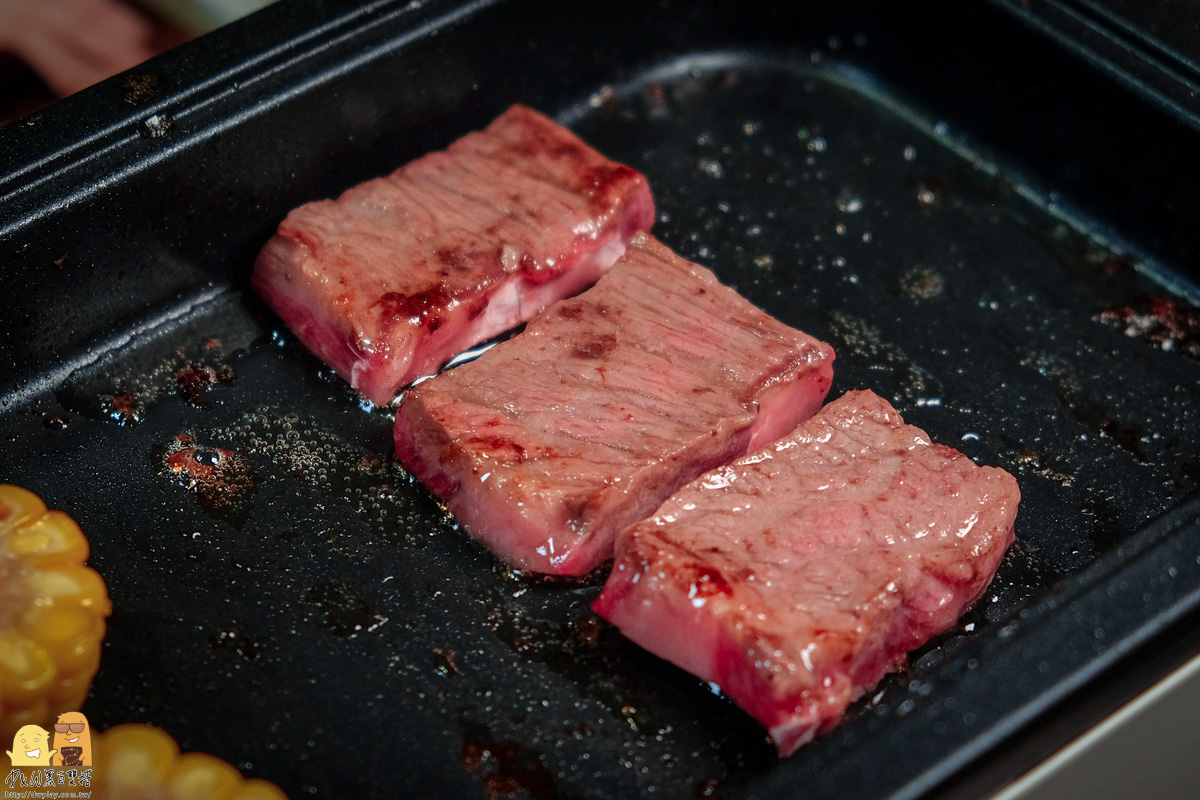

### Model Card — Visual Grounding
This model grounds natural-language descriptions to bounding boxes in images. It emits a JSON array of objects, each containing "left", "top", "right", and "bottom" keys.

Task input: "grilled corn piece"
[
  {"left": 0, "top": 485, "right": 111, "bottom": 747},
  {"left": 93, "top": 723, "right": 287, "bottom": 799}
]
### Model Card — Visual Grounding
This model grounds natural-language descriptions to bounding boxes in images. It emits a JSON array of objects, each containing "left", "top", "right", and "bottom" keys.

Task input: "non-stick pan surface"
[{"left": 2, "top": 1, "right": 1199, "bottom": 798}]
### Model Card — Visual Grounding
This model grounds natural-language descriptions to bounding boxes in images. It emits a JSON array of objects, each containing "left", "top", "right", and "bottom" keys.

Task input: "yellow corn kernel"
[
  {"left": 0, "top": 634, "right": 56, "bottom": 704},
  {"left": 6, "top": 511, "right": 90, "bottom": 567},
  {"left": 92, "top": 723, "right": 177, "bottom": 798},
  {"left": 92, "top": 723, "right": 288, "bottom": 800},
  {"left": 0, "top": 485, "right": 111, "bottom": 747}
]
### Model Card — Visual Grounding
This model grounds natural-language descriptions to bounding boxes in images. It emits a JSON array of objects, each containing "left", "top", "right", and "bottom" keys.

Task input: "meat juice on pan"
[
  {"left": 394, "top": 232, "right": 836, "bottom": 575},
  {"left": 253, "top": 105, "right": 655, "bottom": 405},
  {"left": 593, "top": 390, "right": 1019, "bottom": 755}
]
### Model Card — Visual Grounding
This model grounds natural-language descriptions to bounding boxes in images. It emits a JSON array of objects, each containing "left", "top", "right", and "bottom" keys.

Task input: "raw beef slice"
[
  {"left": 253, "top": 105, "right": 655, "bottom": 405},
  {"left": 592, "top": 390, "right": 1019, "bottom": 755},
  {"left": 394, "top": 233, "right": 835, "bottom": 575}
]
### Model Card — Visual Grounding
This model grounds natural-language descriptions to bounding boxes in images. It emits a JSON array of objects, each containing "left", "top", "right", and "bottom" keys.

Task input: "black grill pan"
[{"left": 2, "top": 1, "right": 1199, "bottom": 798}]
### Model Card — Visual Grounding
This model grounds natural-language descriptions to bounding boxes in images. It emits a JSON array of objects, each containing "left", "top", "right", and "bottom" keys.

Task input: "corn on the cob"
[
  {"left": 1, "top": 485, "right": 112, "bottom": 749},
  {"left": 92, "top": 723, "right": 287, "bottom": 800}
]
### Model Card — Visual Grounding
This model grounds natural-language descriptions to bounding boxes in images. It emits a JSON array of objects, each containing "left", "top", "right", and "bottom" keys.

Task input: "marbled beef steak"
[
  {"left": 394, "top": 233, "right": 835, "bottom": 575},
  {"left": 253, "top": 105, "right": 655, "bottom": 405},
  {"left": 593, "top": 390, "right": 1019, "bottom": 755}
]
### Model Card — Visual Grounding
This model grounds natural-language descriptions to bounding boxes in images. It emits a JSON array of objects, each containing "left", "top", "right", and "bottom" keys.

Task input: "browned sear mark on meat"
[
  {"left": 572, "top": 333, "right": 618, "bottom": 360},
  {"left": 577, "top": 163, "right": 638, "bottom": 203},
  {"left": 375, "top": 287, "right": 453, "bottom": 330},
  {"left": 468, "top": 435, "right": 528, "bottom": 462}
]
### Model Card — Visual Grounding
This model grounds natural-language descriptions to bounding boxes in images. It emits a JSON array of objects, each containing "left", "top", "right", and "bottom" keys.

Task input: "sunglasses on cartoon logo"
[{"left": 54, "top": 723, "right": 86, "bottom": 734}]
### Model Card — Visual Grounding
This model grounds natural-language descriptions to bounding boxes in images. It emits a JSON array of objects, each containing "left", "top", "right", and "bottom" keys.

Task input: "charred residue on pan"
[
  {"left": 174, "top": 361, "right": 235, "bottom": 408},
  {"left": 1009, "top": 447, "right": 1075, "bottom": 488},
  {"left": 1098, "top": 295, "right": 1200, "bottom": 358},
  {"left": 119, "top": 72, "right": 161, "bottom": 105},
  {"left": 56, "top": 336, "right": 242, "bottom": 423},
  {"left": 105, "top": 389, "right": 144, "bottom": 426},
  {"left": 460, "top": 722, "right": 558, "bottom": 800},
  {"left": 300, "top": 578, "right": 389, "bottom": 639},
  {"left": 159, "top": 432, "right": 256, "bottom": 526}
]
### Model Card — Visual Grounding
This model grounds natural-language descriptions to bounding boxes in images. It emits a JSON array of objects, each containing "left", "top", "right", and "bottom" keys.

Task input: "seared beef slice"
[
  {"left": 253, "top": 105, "right": 654, "bottom": 405},
  {"left": 394, "top": 233, "right": 835, "bottom": 575},
  {"left": 593, "top": 390, "right": 1019, "bottom": 755}
]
